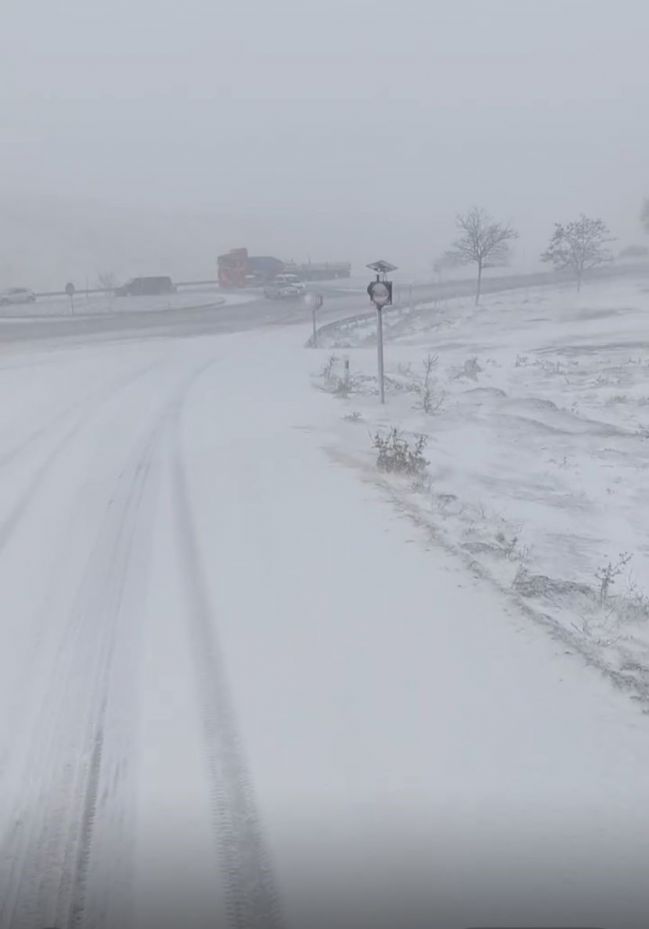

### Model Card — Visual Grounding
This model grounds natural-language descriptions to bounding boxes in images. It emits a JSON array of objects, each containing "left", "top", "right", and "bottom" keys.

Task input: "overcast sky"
[{"left": 2, "top": 0, "right": 648, "bottom": 284}]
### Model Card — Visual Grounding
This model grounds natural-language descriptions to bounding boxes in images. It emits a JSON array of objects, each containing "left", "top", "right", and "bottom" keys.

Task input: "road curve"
[{"left": 2, "top": 263, "right": 648, "bottom": 347}]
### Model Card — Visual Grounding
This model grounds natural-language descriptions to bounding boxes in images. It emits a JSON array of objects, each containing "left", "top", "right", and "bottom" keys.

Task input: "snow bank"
[{"left": 312, "top": 276, "right": 649, "bottom": 700}]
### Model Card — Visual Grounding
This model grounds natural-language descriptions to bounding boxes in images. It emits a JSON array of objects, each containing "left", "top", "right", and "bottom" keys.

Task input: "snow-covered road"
[{"left": 0, "top": 321, "right": 648, "bottom": 929}]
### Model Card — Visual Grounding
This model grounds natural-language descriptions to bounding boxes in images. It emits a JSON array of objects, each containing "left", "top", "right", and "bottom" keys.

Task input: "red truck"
[{"left": 217, "top": 249, "right": 284, "bottom": 288}]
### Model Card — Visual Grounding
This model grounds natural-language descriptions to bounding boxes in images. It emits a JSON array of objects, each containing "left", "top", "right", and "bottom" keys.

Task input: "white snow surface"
[
  {"left": 0, "top": 300, "right": 648, "bottom": 929},
  {"left": 318, "top": 276, "right": 649, "bottom": 699}
]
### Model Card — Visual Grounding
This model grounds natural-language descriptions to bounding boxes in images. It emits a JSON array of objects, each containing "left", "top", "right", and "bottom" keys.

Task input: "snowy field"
[
  {"left": 314, "top": 273, "right": 649, "bottom": 703},
  {"left": 0, "top": 300, "right": 648, "bottom": 927}
]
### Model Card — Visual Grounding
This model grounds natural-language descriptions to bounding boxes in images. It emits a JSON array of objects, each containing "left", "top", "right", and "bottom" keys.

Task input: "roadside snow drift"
[{"left": 315, "top": 275, "right": 649, "bottom": 703}]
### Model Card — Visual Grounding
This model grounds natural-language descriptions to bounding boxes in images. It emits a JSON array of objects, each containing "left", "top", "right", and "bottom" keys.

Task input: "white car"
[
  {"left": 263, "top": 274, "right": 306, "bottom": 300},
  {"left": 0, "top": 287, "right": 36, "bottom": 305}
]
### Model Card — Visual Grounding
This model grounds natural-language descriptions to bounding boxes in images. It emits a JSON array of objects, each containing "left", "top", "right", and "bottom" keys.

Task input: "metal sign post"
[
  {"left": 305, "top": 292, "right": 324, "bottom": 347},
  {"left": 376, "top": 305, "right": 385, "bottom": 403},
  {"left": 65, "top": 281, "right": 76, "bottom": 314},
  {"left": 366, "top": 261, "right": 397, "bottom": 404}
]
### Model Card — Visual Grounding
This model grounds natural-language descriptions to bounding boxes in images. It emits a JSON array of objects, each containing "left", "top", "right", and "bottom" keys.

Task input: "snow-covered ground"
[
  {"left": 314, "top": 274, "right": 649, "bottom": 703},
  {"left": 0, "top": 301, "right": 648, "bottom": 928}
]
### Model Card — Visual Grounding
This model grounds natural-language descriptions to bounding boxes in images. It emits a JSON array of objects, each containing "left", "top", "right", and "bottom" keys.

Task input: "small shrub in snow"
[
  {"left": 319, "top": 355, "right": 360, "bottom": 397},
  {"left": 435, "top": 493, "right": 460, "bottom": 514},
  {"left": 384, "top": 375, "right": 420, "bottom": 395},
  {"left": 512, "top": 564, "right": 528, "bottom": 591},
  {"left": 495, "top": 530, "right": 529, "bottom": 563},
  {"left": 321, "top": 355, "right": 339, "bottom": 383},
  {"left": 454, "top": 357, "right": 482, "bottom": 381},
  {"left": 420, "top": 388, "right": 446, "bottom": 414},
  {"left": 423, "top": 352, "right": 439, "bottom": 375},
  {"left": 512, "top": 568, "right": 592, "bottom": 601},
  {"left": 619, "top": 581, "right": 649, "bottom": 624},
  {"left": 334, "top": 378, "right": 351, "bottom": 398},
  {"left": 595, "top": 553, "right": 632, "bottom": 604},
  {"left": 416, "top": 353, "right": 445, "bottom": 414},
  {"left": 570, "top": 610, "right": 624, "bottom": 648},
  {"left": 537, "top": 359, "right": 567, "bottom": 377},
  {"left": 373, "top": 428, "right": 428, "bottom": 475},
  {"left": 343, "top": 411, "right": 363, "bottom": 423}
]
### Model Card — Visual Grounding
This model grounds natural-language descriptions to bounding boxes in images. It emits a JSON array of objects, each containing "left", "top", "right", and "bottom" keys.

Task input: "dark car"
[{"left": 114, "top": 276, "right": 176, "bottom": 297}]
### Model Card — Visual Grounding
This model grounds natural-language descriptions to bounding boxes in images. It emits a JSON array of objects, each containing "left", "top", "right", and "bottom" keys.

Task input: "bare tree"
[
  {"left": 444, "top": 207, "right": 518, "bottom": 305},
  {"left": 96, "top": 270, "right": 118, "bottom": 291},
  {"left": 541, "top": 215, "right": 614, "bottom": 291}
]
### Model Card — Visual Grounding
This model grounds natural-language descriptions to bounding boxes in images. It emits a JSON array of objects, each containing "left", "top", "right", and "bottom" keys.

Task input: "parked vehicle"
[
  {"left": 263, "top": 274, "right": 306, "bottom": 299},
  {"left": 114, "top": 276, "right": 176, "bottom": 297},
  {"left": 0, "top": 287, "right": 36, "bottom": 305}
]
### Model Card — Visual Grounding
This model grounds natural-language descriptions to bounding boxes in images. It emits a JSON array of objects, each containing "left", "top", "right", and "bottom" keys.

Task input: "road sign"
[
  {"left": 366, "top": 265, "right": 396, "bottom": 406},
  {"left": 65, "top": 281, "right": 76, "bottom": 314},
  {"left": 368, "top": 280, "right": 392, "bottom": 307}
]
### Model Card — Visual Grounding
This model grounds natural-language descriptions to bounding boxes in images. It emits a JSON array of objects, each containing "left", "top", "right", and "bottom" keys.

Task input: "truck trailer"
[{"left": 283, "top": 260, "right": 351, "bottom": 281}]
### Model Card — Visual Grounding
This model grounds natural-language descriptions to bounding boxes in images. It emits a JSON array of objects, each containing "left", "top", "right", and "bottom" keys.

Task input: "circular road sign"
[
  {"left": 305, "top": 292, "right": 323, "bottom": 309},
  {"left": 65, "top": 282, "right": 76, "bottom": 297},
  {"left": 369, "top": 281, "right": 390, "bottom": 307}
]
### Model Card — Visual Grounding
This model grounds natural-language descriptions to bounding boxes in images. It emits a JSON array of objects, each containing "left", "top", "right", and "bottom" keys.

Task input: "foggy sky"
[{"left": 2, "top": 0, "right": 648, "bottom": 285}]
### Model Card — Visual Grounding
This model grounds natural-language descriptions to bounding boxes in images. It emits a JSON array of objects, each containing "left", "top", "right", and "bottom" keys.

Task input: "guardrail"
[
  {"left": 305, "top": 302, "right": 410, "bottom": 348},
  {"left": 34, "top": 279, "right": 222, "bottom": 299}
]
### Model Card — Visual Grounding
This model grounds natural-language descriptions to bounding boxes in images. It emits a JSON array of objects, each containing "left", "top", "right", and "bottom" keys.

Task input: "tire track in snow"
[
  {"left": 171, "top": 412, "right": 284, "bottom": 929},
  {"left": 0, "top": 416, "right": 161, "bottom": 929},
  {"left": 0, "top": 351, "right": 223, "bottom": 929},
  {"left": 0, "top": 355, "right": 168, "bottom": 473},
  {"left": 0, "top": 358, "right": 171, "bottom": 789},
  {"left": 0, "top": 358, "right": 163, "bottom": 557},
  {"left": 0, "top": 355, "right": 262, "bottom": 929},
  {"left": 0, "top": 358, "right": 226, "bottom": 929}
]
